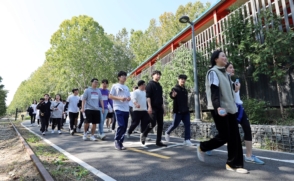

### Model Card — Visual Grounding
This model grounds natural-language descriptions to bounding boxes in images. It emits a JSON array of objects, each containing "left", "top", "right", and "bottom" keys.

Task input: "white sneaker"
[
  {"left": 197, "top": 145, "right": 205, "bottom": 162},
  {"left": 99, "top": 133, "right": 106, "bottom": 140},
  {"left": 58, "top": 130, "right": 61, "bottom": 134},
  {"left": 83, "top": 134, "right": 88, "bottom": 141},
  {"left": 86, "top": 131, "right": 90, "bottom": 134},
  {"left": 51, "top": 130, "right": 54, "bottom": 134},
  {"left": 165, "top": 132, "right": 170, "bottom": 142},
  {"left": 184, "top": 140, "right": 193, "bottom": 146},
  {"left": 90, "top": 135, "right": 97, "bottom": 141},
  {"left": 42, "top": 132, "right": 45, "bottom": 135},
  {"left": 226, "top": 164, "right": 249, "bottom": 174},
  {"left": 70, "top": 130, "right": 74, "bottom": 135},
  {"left": 112, "top": 130, "right": 115, "bottom": 134},
  {"left": 126, "top": 133, "right": 130, "bottom": 138}
]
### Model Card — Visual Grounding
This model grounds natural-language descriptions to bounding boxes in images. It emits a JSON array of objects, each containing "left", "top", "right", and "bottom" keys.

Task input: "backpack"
[{"left": 27, "top": 107, "right": 34, "bottom": 115}]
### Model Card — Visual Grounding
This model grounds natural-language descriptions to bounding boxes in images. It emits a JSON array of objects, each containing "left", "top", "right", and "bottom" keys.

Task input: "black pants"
[
  {"left": 129, "top": 107, "right": 134, "bottom": 121},
  {"left": 62, "top": 114, "right": 67, "bottom": 126},
  {"left": 143, "top": 107, "right": 164, "bottom": 143},
  {"left": 37, "top": 119, "right": 40, "bottom": 125},
  {"left": 200, "top": 111, "right": 244, "bottom": 168},
  {"left": 69, "top": 112, "right": 79, "bottom": 130},
  {"left": 52, "top": 118, "right": 62, "bottom": 130},
  {"left": 239, "top": 111, "right": 252, "bottom": 141},
  {"left": 78, "top": 111, "right": 84, "bottom": 129},
  {"left": 128, "top": 111, "right": 150, "bottom": 134},
  {"left": 112, "top": 112, "right": 116, "bottom": 131},
  {"left": 40, "top": 116, "right": 50, "bottom": 132},
  {"left": 30, "top": 114, "right": 36, "bottom": 124}
]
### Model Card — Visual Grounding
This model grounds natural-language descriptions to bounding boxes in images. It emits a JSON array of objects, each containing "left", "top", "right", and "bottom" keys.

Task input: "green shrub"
[{"left": 242, "top": 98, "right": 268, "bottom": 124}]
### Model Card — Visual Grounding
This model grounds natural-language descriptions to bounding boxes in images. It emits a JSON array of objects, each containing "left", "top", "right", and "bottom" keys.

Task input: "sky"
[{"left": 0, "top": 0, "right": 216, "bottom": 105}]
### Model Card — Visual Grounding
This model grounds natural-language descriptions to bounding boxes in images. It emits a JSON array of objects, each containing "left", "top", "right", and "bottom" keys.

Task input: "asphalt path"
[{"left": 21, "top": 120, "right": 294, "bottom": 181}]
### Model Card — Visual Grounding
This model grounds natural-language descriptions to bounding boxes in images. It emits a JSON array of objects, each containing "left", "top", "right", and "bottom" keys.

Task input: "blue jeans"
[
  {"left": 114, "top": 110, "right": 129, "bottom": 143},
  {"left": 166, "top": 112, "right": 191, "bottom": 140},
  {"left": 99, "top": 109, "right": 109, "bottom": 135}
]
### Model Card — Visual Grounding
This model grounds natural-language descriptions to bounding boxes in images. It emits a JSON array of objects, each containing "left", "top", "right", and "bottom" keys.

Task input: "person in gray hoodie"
[{"left": 50, "top": 94, "right": 64, "bottom": 134}]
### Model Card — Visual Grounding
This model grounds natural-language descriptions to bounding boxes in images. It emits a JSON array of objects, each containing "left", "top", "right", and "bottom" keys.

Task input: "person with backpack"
[
  {"left": 50, "top": 94, "right": 64, "bottom": 134},
  {"left": 27, "top": 100, "right": 37, "bottom": 126}
]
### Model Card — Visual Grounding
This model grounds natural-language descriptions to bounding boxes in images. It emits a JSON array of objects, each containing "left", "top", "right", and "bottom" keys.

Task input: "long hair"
[{"left": 210, "top": 50, "right": 223, "bottom": 67}]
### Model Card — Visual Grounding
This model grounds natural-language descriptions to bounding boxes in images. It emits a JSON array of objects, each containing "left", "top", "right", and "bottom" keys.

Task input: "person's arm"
[
  {"left": 109, "top": 85, "right": 125, "bottom": 101},
  {"left": 146, "top": 83, "right": 153, "bottom": 114},
  {"left": 132, "top": 91, "right": 140, "bottom": 108},
  {"left": 81, "top": 91, "right": 87, "bottom": 112},
  {"left": 169, "top": 87, "right": 177, "bottom": 99},
  {"left": 99, "top": 90, "right": 104, "bottom": 113}
]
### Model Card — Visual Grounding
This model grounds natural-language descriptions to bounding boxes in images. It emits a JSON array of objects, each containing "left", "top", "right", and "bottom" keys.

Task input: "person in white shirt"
[
  {"left": 29, "top": 100, "right": 37, "bottom": 126},
  {"left": 64, "top": 88, "right": 80, "bottom": 135},
  {"left": 78, "top": 87, "right": 88, "bottom": 132},
  {"left": 126, "top": 86, "right": 138, "bottom": 138},
  {"left": 50, "top": 94, "right": 64, "bottom": 134},
  {"left": 128, "top": 80, "right": 151, "bottom": 146},
  {"left": 109, "top": 71, "right": 131, "bottom": 150}
]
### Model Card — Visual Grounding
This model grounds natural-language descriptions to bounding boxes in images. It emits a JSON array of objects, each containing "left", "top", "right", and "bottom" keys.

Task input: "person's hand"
[
  {"left": 148, "top": 107, "right": 152, "bottom": 114},
  {"left": 235, "top": 83, "right": 241, "bottom": 92},
  {"left": 102, "top": 109, "right": 104, "bottom": 114},
  {"left": 126, "top": 97, "right": 131, "bottom": 101},
  {"left": 135, "top": 103, "right": 140, "bottom": 108},
  {"left": 217, "top": 107, "right": 227, "bottom": 117},
  {"left": 80, "top": 109, "right": 84, "bottom": 113},
  {"left": 121, "top": 97, "right": 127, "bottom": 102},
  {"left": 171, "top": 90, "right": 177, "bottom": 97}
]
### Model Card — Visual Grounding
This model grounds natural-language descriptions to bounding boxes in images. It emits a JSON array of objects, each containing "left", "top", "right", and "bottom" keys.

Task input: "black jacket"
[
  {"left": 170, "top": 84, "right": 189, "bottom": 114},
  {"left": 146, "top": 80, "right": 163, "bottom": 109},
  {"left": 37, "top": 101, "right": 51, "bottom": 118}
]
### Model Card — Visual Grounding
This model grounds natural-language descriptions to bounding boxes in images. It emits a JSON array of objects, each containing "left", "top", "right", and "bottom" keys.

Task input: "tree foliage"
[{"left": 0, "top": 76, "right": 8, "bottom": 117}]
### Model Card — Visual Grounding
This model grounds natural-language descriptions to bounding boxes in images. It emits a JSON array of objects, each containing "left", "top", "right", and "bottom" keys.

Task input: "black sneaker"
[
  {"left": 114, "top": 140, "right": 121, "bottom": 150},
  {"left": 156, "top": 142, "right": 167, "bottom": 147},
  {"left": 140, "top": 133, "right": 146, "bottom": 145}
]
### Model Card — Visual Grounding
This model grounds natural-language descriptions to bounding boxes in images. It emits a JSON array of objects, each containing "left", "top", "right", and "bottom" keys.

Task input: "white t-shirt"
[
  {"left": 66, "top": 95, "right": 80, "bottom": 113},
  {"left": 132, "top": 89, "right": 147, "bottom": 111},
  {"left": 109, "top": 83, "right": 130, "bottom": 112},
  {"left": 31, "top": 104, "right": 37, "bottom": 114},
  {"left": 129, "top": 92, "right": 134, "bottom": 108}
]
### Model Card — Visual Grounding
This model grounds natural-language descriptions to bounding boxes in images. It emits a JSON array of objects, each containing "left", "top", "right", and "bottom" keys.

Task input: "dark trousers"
[
  {"left": 37, "top": 119, "right": 40, "bottom": 125},
  {"left": 143, "top": 107, "right": 164, "bottom": 143},
  {"left": 78, "top": 111, "right": 84, "bottom": 129},
  {"left": 69, "top": 112, "right": 79, "bottom": 130},
  {"left": 112, "top": 112, "right": 116, "bottom": 131},
  {"left": 239, "top": 111, "right": 252, "bottom": 141},
  {"left": 200, "top": 111, "right": 244, "bottom": 168},
  {"left": 128, "top": 111, "right": 150, "bottom": 134},
  {"left": 40, "top": 116, "right": 50, "bottom": 132},
  {"left": 62, "top": 114, "right": 67, "bottom": 126},
  {"left": 166, "top": 112, "right": 191, "bottom": 140},
  {"left": 114, "top": 110, "right": 129, "bottom": 143},
  {"left": 52, "top": 118, "right": 62, "bottom": 130},
  {"left": 30, "top": 114, "right": 36, "bottom": 124}
]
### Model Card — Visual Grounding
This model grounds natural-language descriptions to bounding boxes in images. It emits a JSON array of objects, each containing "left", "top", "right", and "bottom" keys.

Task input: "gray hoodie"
[{"left": 50, "top": 101, "right": 64, "bottom": 118}]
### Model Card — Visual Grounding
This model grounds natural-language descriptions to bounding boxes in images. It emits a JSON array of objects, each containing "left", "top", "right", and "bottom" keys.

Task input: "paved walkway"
[{"left": 22, "top": 120, "right": 294, "bottom": 181}]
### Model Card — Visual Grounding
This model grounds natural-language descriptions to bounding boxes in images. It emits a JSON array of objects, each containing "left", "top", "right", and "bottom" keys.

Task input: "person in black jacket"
[
  {"left": 37, "top": 94, "right": 52, "bottom": 135},
  {"left": 164, "top": 74, "right": 192, "bottom": 146},
  {"left": 145, "top": 70, "right": 167, "bottom": 147}
]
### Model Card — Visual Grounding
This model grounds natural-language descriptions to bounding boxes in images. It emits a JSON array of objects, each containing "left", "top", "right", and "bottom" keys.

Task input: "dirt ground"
[{"left": 0, "top": 118, "right": 43, "bottom": 181}]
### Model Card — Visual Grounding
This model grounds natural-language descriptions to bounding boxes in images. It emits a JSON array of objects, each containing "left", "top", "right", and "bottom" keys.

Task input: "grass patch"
[{"left": 12, "top": 119, "right": 97, "bottom": 181}]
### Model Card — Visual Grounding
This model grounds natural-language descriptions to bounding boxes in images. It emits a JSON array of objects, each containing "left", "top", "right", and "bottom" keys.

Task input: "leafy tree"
[
  {"left": 250, "top": 11, "right": 294, "bottom": 117},
  {"left": 0, "top": 76, "right": 7, "bottom": 117}
]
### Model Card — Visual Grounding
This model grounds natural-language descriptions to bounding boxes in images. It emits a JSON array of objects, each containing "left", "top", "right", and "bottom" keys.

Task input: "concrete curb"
[{"left": 9, "top": 120, "right": 55, "bottom": 181}]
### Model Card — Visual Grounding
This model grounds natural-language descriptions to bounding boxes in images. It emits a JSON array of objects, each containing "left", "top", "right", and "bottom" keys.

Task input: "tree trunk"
[
  {"left": 243, "top": 73, "right": 250, "bottom": 99},
  {"left": 276, "top": 82, "right": 285, "bottom": 119}
]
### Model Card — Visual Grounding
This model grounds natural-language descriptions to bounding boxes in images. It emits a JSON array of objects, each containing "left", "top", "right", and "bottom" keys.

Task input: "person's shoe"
[
  {"left": 99, "top": 133, "right": 106, "bottom": 140},
  {"left": 58, "top": 130, "right": 62, "bottom": 134},
  {"left": 70, "top": 130, "right": 74, "bottom": 136},
  {"left": 165, "top": 132, "right": 170, "bottom": 143},
  {"left": 120, "top": 142, "right": 126, "bottom": 150},
  {"left": 74, "top": 128, "right": 77, "bottom": 133},
  {"left": 112, "top": 130, "right": 115, "bottom": 134},
  {"left": 156, "top": 142, "right": 167, "bottom": 147},
  {"left": 38, "top": 124, "right": 40, "bottom": 127},
  {"left": 140, "top": 133, "right": 146, "bottom": 145},
  {"left": 42, "top": 132, "right": 45, "bottom": 136},
  {"left": 226, "top": 164, "right": 249, "bottom": 174},
  {"left": 126, "top": 133, "right": 130, "bottom": 138},
  {"left": 51, "top": 130, "right": 54, "bottom": 134},
  {"left": 86, "top": 131, "right": 90, "bottom": 134},
  {"left": 245, "top": 155, "right": 265, "bottom": 165},
  {"left": 206, "top": 150, "right": 212, "bottom": 156},
  {"left": 197, "top": 145, "right": 205, "bottom": 162},
  {"left": 78, "top": 128, "right": 81, "bottom": 133},
  {"left": 183, "top": 140, "right": 193, "bottom": 146},
  {"left": 61, "top": 126, "right": 63, "bottom": 130},
  {"left": 83, "top": 134, "right": 88, "bottom": 141},
  {"left": 90, "top": 135, "right": 97, "bottom": 141},
  {"left": 114, "top": 140, "right": 121, "bottom": 150}
]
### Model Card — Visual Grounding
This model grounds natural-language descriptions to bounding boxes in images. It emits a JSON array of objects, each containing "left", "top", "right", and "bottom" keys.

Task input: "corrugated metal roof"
[{"left": 128, "top": 0, "right": 223, "bottom": 76}]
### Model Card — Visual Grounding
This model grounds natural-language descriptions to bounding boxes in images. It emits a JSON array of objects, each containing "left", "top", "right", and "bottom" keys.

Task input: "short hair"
[
  {"left": 137, "top": 80, "right": 145, "bottom": 87},
  {"left": 225, "top": 62, "right": 232, "bottom": 69},
  {"left": 91, "top": 78, "right": 98, "bottom": 83},
  {"left": 117, "top": 71, "right": 127, "bottom": 77},
  {"left": 44, "top": 94, "right": 49, "bottom": 97},
  {"left": 72, "top": 88, "right": 79, "bottom": 93},
  {"left": 40, "top": 98, "right": 45, "bottom": 101},
  {"left": 152, "top": 70, "right": 161, "bottom": 76},
  {"left": 102, "top": 79, "right": 109, "bottom": 84},
  {"left": 178, "top": 74, "right": 187, "bottom": 80}
]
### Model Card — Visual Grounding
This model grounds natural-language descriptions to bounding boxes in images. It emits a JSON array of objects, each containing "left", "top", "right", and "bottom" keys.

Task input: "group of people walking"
[{"left": 26, "top": 50, "right": 264, "bottom": 174}]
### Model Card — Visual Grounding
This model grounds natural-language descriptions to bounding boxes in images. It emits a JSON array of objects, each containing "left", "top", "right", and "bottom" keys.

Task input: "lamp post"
[{"left": 179, "top": 15, "right": 201, "bottom": 122}]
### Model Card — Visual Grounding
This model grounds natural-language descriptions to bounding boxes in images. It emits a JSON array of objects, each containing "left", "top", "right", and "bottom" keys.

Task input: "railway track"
[{"left": 0, "top": 118, "right": 54, "bottom": 181}]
